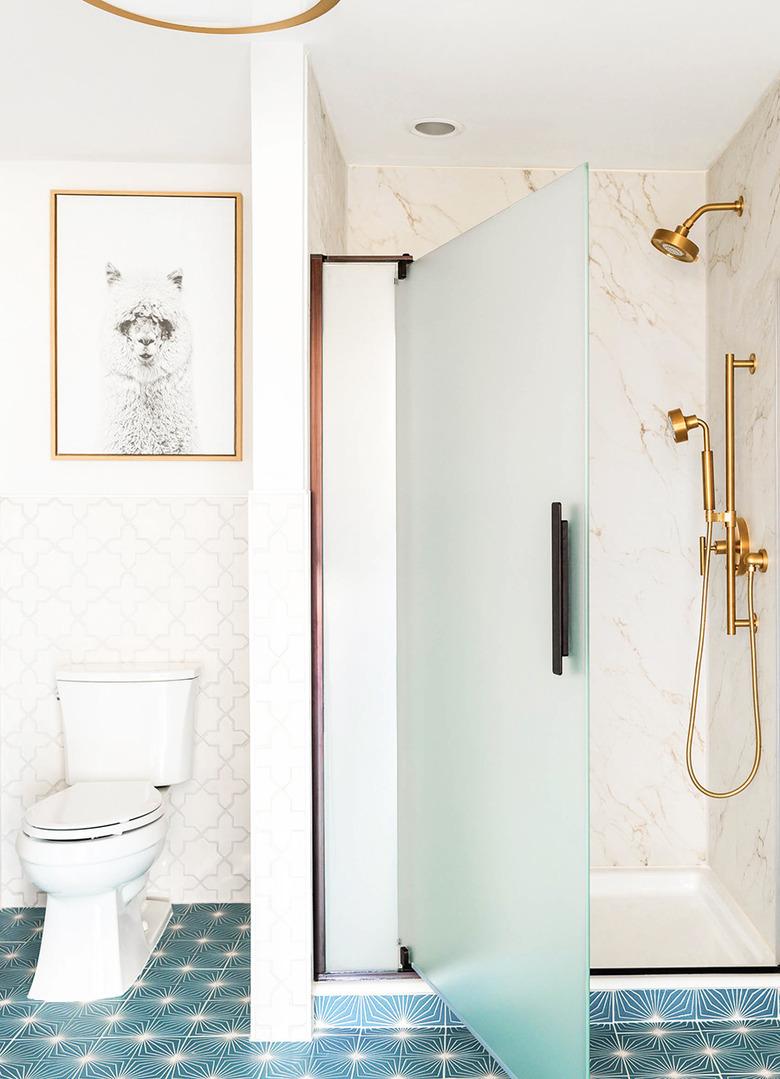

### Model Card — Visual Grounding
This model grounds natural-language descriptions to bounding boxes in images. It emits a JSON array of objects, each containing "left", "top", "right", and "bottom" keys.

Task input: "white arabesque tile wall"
[{"left": 0, "top": 496, "right": 249, "bottom": 906}]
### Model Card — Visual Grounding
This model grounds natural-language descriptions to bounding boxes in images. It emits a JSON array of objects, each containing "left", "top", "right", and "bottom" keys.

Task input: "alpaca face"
[
  {"left": 121, "top": 312, "right": 173, "bottom": 367},
  {"left": 103, "top": 263, "right": 191, "bottom": 386}
]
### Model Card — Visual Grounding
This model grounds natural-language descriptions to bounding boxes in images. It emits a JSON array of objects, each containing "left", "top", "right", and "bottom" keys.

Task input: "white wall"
[
  {"left": 0, "top": 161, "right": 251, "bottom": 495},
  {"left": 0, "top": 159, "right": 253, "bottom": 904},
  {"left": 248, "top": 42, "right": 313, "bottom": 1043},
  {"left": 322, "top": 262, "right": 398, "bottom": 972},
  {"left": 347, "top": 163, "right": 709, "bottom": 872}
]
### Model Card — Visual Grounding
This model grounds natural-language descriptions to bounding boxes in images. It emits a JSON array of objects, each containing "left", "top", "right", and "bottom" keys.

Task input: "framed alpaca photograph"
[{"left": 50, "top": 190, "right": 243, "bottom": 460}]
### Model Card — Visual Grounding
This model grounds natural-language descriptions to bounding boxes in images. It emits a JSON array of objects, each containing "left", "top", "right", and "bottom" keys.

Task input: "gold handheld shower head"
[
  {"left": 668, "top": 409, "right": 714, "bottom": 512},
  {"left": 652, "top": 196, "right": 744, "bottom": 263},
  {"left": 668, "top": 408, "right": 705, "bottom": 444}
]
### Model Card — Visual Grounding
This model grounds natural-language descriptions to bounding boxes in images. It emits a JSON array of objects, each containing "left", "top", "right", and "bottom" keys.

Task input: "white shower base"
[{"left": 590, "top": 867, "right": 775, "bottom": 969}]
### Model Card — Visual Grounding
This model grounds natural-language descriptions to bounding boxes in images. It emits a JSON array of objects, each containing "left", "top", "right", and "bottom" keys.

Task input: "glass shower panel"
[{"left": 396, "top": 166, "right": 590, "bottom": 1079}]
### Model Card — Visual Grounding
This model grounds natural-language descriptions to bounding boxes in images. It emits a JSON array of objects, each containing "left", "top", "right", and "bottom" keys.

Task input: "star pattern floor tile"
[
  {"left": 0, "top": 905, "right": 504, "bottom": 1079},
  {"left": 2, "top": 906, "right": 780, "bottom": 1077}
]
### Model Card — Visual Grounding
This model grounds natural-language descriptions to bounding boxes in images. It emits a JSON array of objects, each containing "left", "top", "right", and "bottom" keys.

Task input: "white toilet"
[{"left": 17, "top": 663, "right": 198, "bottom": 1002}]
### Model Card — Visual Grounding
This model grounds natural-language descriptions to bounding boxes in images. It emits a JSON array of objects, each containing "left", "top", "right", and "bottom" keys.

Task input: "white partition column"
[{"left": 249, "top": 41, "right": 313, "bottom": 1043}]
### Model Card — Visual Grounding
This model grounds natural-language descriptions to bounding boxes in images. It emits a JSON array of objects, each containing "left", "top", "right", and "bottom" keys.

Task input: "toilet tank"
[{"left": 56, "top": 664, "right": 199, "bottom": 785}]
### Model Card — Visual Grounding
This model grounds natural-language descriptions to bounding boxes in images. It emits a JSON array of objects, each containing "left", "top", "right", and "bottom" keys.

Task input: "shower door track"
[{"left": 592, "top": 965, "right": 780, "bottom": 976}]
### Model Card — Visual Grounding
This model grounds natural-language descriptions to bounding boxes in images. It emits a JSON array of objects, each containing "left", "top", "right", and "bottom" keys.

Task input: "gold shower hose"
[{"left": 686, "top": 520, "right": 762, "bottom": 798}]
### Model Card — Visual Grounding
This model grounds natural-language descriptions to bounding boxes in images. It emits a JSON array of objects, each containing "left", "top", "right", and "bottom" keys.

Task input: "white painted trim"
[
  {"left": 313, "top": 980, "right": 432, "bottom": 997},
  {"left": 592, "top": 974, "right": 780, "bottom": 990}
]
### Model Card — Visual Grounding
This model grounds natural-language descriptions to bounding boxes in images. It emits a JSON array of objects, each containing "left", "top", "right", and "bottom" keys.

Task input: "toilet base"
[{"left": 29, "top": 889, "right": 171, "bottom": 1002}]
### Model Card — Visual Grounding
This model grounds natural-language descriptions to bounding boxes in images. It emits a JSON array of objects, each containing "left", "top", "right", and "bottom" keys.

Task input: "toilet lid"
[{"left": 23, "top": 781, "right": 164, "bottom": 841}]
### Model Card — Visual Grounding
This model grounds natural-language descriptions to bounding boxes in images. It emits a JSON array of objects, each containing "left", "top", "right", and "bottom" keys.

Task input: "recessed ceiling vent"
[{"left": 412, "top": 119, "right": 463, "bottom": 138}]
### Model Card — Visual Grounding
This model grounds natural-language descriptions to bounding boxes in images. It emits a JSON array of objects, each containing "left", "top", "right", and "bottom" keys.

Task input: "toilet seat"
[{"left": 23, "top": 781, "right": 163, "bottom": 842}]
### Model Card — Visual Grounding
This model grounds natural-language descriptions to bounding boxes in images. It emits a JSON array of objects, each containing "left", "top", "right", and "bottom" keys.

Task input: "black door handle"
[{"left": 551, "top": 503, "right": 569, "bottom": 676}]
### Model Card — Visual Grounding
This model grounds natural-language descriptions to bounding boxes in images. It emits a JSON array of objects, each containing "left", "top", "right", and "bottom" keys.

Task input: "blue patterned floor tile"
[
  {"left": 19, "top": 907, "right": 780, "bottom": 1079},
  {"left": 120, "top": 993, "right": 206, "bottom": 1019},
  {"left": 201, "top": 995, "right": 250, "bottom": 1020},
  {"left": 586, "top": 1051, "right": 628, "bottom": 1077},
  {"left": 354, "top": 1056, "right": 437, "bottom": 1078},
  {"left": 0, "top": 1037, "right": 54, "bottom": 1063},
  {"left": 612, "top": 1022, "right": 701, "bottom": 1034},
  {"left": 153, "top": 940, "right": 249, "bottom": 965},
  {"left": 0, "top": 1007, "right": 44, "bottom": 1039},
  {"left": 170, "top": 905, "right": 249, "bottom": 932},
  {"left": 591, "top": 990, "right": 614, "bottom": 1025},
  {"left": 0, "top": 966, "right": 36, "bottom": 991},
  {"left": 359, "top": 997, "right": 450, "bottom": 1031},
  {"left": 697, "top": 987, "right": 779, "bottom": 1022},
  {"left": 443, "top": 1054, "right": 502, "bottom": 1078},
  {"left": 126, "top": 970, "right": 190, "bottom": 996},
  {"left": 198, "top": 1054, "right": 266, "bottom": 1079},
  {"left": 163, "top": 923, "right": 249, "bottom": 946},
  {"left": 0, "top": 909, "right": 44, "bottom": 932},
  {"left": 0, "top": 924, "right": 44, "bottom": 945},
  {"left": 0, "top": 994, "right": 43, "bottom": 1016},
  {"left": 313, "top": 997, "right": 364, "bottom": 1030},
  {"left": 700, "top": 1021, "right": 780, "bottom": 1051},
  {"left": 710, "top": 1047, "right": 780, "bottom": 1075},
  {"left": 310, "top": 1033, "right": 396, "bottom": 1056},
  {"left": 379, "top": 1031, "right": 448, "bottom": 1055},
  {"left": 306, "top": 1056, "right": 361, "bottom": 1078},
  {"left": 613, "top": 990, "right": 698, "bottom": 1024},
  {"left": 0, "top": 945, "right": 40, "bottom": 974}
]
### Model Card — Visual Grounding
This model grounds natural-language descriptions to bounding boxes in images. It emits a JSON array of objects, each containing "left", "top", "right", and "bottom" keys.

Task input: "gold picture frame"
[{"left": 51, "top": 189, "right": 243, "bottom": 460}]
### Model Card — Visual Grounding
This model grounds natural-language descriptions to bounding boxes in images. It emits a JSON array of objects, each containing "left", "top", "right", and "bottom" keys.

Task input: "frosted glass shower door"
[{"left": 396, "top": 165, "right": 589, "bottom": 1079}]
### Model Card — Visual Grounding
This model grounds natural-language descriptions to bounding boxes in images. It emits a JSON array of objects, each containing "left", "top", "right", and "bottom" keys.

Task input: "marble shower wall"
[
  {"left": 706, "top": 79, "right": 780, "bottom": 951},
  {"left": 0, "top": 496, "right": 249, "bottom": 905},
  {"left": 347, "top": 164, "right": 709, "bottom": 868},
  {"left": 308, "top": 69, "right": 347, "bottom": 254}
]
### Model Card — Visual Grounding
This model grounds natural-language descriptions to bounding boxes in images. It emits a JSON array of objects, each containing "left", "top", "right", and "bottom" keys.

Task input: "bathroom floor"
[
  {"left": 0, "top": 903, "right": 499, "bottom": 1079},
  {"left": 1, "top": 904, "right": 779, "bottom": 1077},
  {"left": 591, "top": 988, "right": 780, "bottom": 1078}
]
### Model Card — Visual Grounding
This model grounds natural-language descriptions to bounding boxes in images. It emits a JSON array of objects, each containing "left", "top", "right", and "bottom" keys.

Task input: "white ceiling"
[
  {"left": 1, "top": 1, "right": 251, "bottom": 163},
  {"left": 4, "top": 0, "right": 780, "bottom": 170}
]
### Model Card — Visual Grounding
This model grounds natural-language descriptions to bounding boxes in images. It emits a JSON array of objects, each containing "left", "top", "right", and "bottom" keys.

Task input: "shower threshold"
[{"left": 590, "top": 866, "right": 775, "bottom": 971}]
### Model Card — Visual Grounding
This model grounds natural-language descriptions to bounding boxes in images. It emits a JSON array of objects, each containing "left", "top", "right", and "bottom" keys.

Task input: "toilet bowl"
[
  {"left": 17, "top": 780, "right": 170, "bottom": 1002},
  {"left": 16, "top": 663, "right": 198, "bottom": 1002}
]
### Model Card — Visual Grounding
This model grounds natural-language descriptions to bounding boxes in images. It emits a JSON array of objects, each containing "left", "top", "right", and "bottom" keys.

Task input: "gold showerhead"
[
  {"left": 651, "top": 196, "right": 744, "bottom": 264},
  {"left": 651, "top": 228, "right": 700, "bottom": 263}
]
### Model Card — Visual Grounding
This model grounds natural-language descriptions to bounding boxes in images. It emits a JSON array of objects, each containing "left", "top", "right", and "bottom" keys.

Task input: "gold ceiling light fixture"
[
  {"left": 81, "top": 0, "right": 342, "bottom": 34},
  {"left": 651, "top": 196, "right": 744, "bottom": 263}
]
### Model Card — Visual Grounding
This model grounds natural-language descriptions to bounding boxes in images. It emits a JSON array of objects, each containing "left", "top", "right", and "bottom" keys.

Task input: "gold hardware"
[
  {"left": 668, "top": 348, "right": 768, "bottom": 799},
  {"left": 747, "top": 548, "right": 769, "bottom": 573},
  {"left": 651, "top": 196, "right": 743, "bottom": 263},
  {"left": 81, "top": 0, "right": 342, "bottom": 34},
  {"left": 701, "top": 449, "right": 715, "bottom": 512}
]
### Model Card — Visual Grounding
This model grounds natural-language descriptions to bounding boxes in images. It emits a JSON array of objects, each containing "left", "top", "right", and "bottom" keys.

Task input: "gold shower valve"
[
  {"left": 746, "top": 549, "right": 769, "bottom": 573},
  {"left": 708, "top": 517, "right": 753, "bottom": 573}
]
